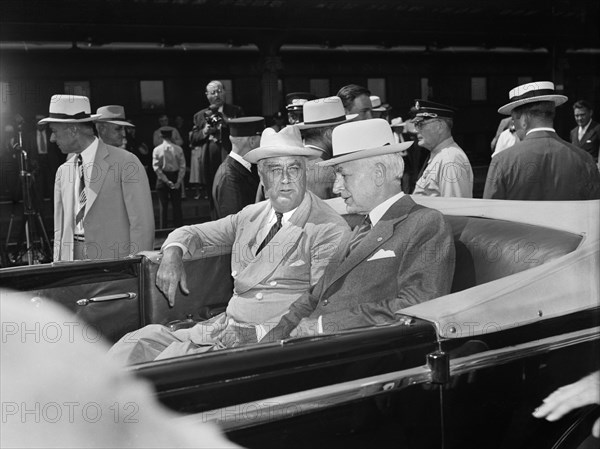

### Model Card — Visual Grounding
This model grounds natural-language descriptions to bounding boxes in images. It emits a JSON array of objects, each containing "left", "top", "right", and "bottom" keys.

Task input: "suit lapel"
[
  {"left": 320, "top": 195, "right": 417, "bottom": 294},
  {"left": 84, "top": 141, "right": 110, "bottom": 219},
  {"left": 234, "top": 193, "right": 314, "bottom": 294}
]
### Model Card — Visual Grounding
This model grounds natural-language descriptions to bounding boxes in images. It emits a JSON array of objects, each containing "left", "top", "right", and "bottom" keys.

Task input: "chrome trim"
[
  {"left": 449, "top": 326, "right": 600, "bottom": 376},
  {"left": 179, "top": 365, "right": 433, "bottom": 431},
  {"left": 76, "top": 292, "right": 137, "bottom": 306},
  {"left": 176, "top": 326, "right": 599, "bottom": 431}
]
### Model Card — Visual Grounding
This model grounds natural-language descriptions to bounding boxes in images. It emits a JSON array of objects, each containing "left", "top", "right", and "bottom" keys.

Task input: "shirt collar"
[
  {"left": 580, "top": 121, "right": 591, "bottom": 133},
  {"left": 526, "top": 127, "right": 555, "bottom": 136},
  {"left": 368, "top": 191, "right": 405, "bottom": 227},
  {"left": 229, "top": 152, "right": 251, "bottom": 171},
  {"left": 267, "top": 205, "right": 297, "bottom": 226},
  {"left": 78, "top": 137, "right": 99, "bottom": 166}
]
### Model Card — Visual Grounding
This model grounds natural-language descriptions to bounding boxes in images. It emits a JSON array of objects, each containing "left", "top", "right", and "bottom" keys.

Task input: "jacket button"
[
  {"left": 270, "top": 281, "right": 277, "bottom": 286},
  {"left": 255, "top": 293, "right": 263, "bottom": 300},
  {"left": 231, "top": 270, "right": 237, "bottom": 277},
  {"left": 322, "top": 299, "right": 329, "bottom": 306},
  {"left": 377, "top": 237, "right": 383, "bottom": 242}
]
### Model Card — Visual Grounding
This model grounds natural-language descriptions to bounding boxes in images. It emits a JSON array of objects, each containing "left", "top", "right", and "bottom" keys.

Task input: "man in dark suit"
[
  {"left": 190, "top": 80, "right": 244, "bottom": 213},
  {"left": 570, "top": 99, "right": 600, "bottom": 163},
  {"left": 484, "top": 82, "right": 600, "bottom": 200},
  {"left": 262, "top": 118, "right": 455, "bottom": 341},
  {"left": 212, "top": 116, "right": 264, "bottom": 219}
]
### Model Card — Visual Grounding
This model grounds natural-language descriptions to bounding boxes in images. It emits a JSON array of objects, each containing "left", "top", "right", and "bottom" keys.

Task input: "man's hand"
[
  {"left": 156, "top": 246, "right": 189, "bottom": 307},
  {"left": 289, "top": 317, "right": 319, "bottom": 338},
  {"left": 218, "top": 321, "right": 258, "bottom": 348},
  {"left": 533, "top": 371, "right": 600, "bottom": 437}
]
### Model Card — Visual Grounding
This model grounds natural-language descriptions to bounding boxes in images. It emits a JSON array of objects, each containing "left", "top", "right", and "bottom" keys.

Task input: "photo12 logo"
[{"left": 2, "top": 401, "right": 139, "bottom": 424}]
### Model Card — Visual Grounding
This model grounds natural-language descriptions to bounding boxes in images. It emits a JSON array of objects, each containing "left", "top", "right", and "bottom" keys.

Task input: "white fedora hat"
[
  {"left": 95, "top": 105, "right": 134, "bottom": 127},
  {"left": 370, "top": 95, "right": 387, "bottom": 112},
  {"left": 38, "top": 94, "right": 101, "bottom": 124},
  {"left": 498, "top": 81, "right": 568, "bottom": 115},
  {"left": 296, "top": 96, "right": 358, "bottom": 129},
  {"left": 317, "top": 119, "right": 412, "bottom": 167},
  {"left": 244, "top": 125, "right": 323, "bottom": 163}
]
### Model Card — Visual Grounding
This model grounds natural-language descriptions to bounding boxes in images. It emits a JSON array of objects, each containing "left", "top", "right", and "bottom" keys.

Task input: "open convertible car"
[{"left": 1, "top": 198, "right": 598, "bottom": 449}]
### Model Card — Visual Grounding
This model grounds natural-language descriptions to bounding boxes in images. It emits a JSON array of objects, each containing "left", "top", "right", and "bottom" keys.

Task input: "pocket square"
[
  {"left": 367, "top": 249, "right": 396, "bottom": 261},
  {"left": 289, "top": 259, "right": 306, "bottom": 267}
]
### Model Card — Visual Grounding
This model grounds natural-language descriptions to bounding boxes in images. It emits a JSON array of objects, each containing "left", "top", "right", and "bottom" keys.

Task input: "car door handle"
[{"left": 76, "top": 292, "right": 137, "bottom": 306}]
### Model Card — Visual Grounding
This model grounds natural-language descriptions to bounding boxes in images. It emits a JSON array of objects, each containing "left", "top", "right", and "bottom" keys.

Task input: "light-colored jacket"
[
  {"left": 54, "top": 140, "right": 155, "bottom": 261},
  {"left": 163, "top": 190, "right": 350, "bottom": 326}
]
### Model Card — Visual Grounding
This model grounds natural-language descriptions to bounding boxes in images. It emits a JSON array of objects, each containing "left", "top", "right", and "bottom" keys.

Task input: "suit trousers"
[{"left": 157, "top": 171, "right": 183, "bottom": 229}]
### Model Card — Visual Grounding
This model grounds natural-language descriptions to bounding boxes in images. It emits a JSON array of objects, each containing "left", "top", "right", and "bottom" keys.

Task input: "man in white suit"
[
  {"left": 109, "top": 126, "right": 349, "bottom": 364},
  {"left": 40, "top": 94, "right": 155, "bottom": 261}
]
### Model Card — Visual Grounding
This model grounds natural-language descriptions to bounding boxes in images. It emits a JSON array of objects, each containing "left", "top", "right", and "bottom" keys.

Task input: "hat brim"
[
  {"left": 244, "top": 146, "right": 323, "bottom": 164},
  {"left": 317, "top": 141, "right": 413, "bottom": 166},
  {"left": 296, "top": 114, "right": 358, "bottom": 130},
  {"left": 497, "top": 95, "right": 568, "bottom": 115},
  {"left": 96, "top": 119, "right": 134, "bottom": 127},
  {"left": 38, "top": 114, "right": 102, "bottom": 125}
]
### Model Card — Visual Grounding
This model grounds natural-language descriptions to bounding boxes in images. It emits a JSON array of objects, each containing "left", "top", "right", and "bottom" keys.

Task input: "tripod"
[{"left": 3, "top": 131, "right": 52, "bottom": 266}]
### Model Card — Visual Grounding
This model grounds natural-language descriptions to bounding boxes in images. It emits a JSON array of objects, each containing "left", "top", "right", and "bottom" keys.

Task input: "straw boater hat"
[
  {"left": 244, "top": 125, "right": 323, "bottom": 163},
  {"left": 285, "top": 92, "right": 317, "bottom": 111},
  {"left": 38, "top": 95, "right": 101, "bottom": 124},
  {"left": 498, "top": 81, "right": 568, "bottom": 115},
  {"left": 296, "top": 96, "right": 358, "bottom": 129},
  {"left": 95, "top": 105, "right": 134, "bottom": 127},
  {"left": 317, "top": 119, "right": 412, "bottom": 166}
]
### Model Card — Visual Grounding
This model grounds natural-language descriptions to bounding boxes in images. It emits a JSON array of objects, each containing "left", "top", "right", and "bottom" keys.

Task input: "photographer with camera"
[{"left": 189, "top": 80, "right": 244, "bottom": 212}]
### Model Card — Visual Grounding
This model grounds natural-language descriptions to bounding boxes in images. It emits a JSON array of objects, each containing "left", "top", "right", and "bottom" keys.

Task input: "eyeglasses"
[
  {"left": 207, "top": 89, "right": 224, "bottom": 95},
  {"left": 413, "top": 119, "right": 440, "bottom": 131}
]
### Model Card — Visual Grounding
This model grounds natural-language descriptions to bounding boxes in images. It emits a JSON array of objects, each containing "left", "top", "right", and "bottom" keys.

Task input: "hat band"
[
  {"left": 304, "top": 115, "right": 347, "bottom": 126},
  {"left": 510, "top": 88, "right": 556, "bottom": 102},
  {"left": 49, "top": 111, "right": 92, "bottom": 120}
]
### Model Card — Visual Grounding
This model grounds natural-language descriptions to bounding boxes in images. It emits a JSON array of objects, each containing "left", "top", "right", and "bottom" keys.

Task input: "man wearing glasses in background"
[
  {"left": 410, "top": 100, "right": 473, "bottom": 198},
  {"left": 190, "top": 80, "right": 244, "bottom": 213}
]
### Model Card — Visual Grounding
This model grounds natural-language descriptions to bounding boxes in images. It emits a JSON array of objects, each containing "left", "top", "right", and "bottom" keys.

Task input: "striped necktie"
[
  {"left": 347, "top": 215, "right": 372, "bottom": 256},
  {"left": 75, "top": 155, "right": 86, "bottom": 225},
  {"left": 256, "top": 212, "right": 283, "bottom": 255}
]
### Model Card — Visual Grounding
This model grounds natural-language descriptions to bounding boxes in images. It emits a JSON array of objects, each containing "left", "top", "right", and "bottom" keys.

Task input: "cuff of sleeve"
[
  {"left": 163, "top": 242, "right": 188, "bottom": 256},
  {"left": 255, "top": 324, "right": 268, "bottom": 342},
  {"left": 317, "top": 315, "right": 323, "bottom": 334}
]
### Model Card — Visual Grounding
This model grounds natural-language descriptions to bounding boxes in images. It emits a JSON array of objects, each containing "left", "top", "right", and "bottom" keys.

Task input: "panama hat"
[
  {"left": 244, "top": 125, "right": 323, "bottom": 163},
  {"left": 498, "top": 81, "right": 568, "bottom": 115},
  {"left": 95, "top": 105, "right": 134, "bottom": 127},
  {"left": 296, "top": 96, "right": 358, "bottom": 129},
  {"left": 317, "top": 119, "right": 412, "bottom": 166},
  {"left": 38, "top": 94, "right": 101, "bottom": 124}
]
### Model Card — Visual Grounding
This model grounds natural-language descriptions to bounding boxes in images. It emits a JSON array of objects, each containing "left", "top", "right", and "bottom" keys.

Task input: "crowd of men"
[{"left": 2, "top": 79, "right": 599, "bottom": 446}]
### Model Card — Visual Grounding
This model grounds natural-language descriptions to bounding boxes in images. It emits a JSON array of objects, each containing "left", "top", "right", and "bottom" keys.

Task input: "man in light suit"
[
  {"left": 484, "top": 82, "right": 600, "bottom": 200},
  {"left": 40, "top": 94, "right": 155, "bottom": 261},
  {"left": 261, "top": 119, "right": 455, "bottom": 341},
  {"left": 570, "top": 99, "right": 600, "bottom": 163},
  {"left": 108, "top": 126, "right": 349, "bottom": 364}
]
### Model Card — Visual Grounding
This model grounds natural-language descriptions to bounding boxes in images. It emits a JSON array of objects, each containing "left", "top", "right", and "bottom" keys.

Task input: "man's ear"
[{"left": 374, "top": 162, "right": 386, "bottom": 187}]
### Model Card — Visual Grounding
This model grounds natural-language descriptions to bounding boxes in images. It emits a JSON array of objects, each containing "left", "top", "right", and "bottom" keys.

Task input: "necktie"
[
  {"left": 578, "top": 126, "right": 585, "bottom": 142},
  {"left": 75, "top": 155, "right": 86, "bottom": 225},
  {"left": 347, "top": 215, "right": 372, "bottom": 256},
  {"left": 256, "top": 212, "right": 283, "bottom": 255}
]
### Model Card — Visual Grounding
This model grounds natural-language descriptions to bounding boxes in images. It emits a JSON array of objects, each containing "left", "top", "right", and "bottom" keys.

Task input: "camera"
[{"left": 204, "top": 108, "right": 224, "bottom": 129}]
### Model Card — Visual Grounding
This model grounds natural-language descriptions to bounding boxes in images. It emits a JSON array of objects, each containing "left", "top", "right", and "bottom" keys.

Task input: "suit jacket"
[
  {"left": 163, "top": 190, "right": 350, "bottom": 326},
  {"left": 483, "top": 130, "right": 600, "bottom": 200},
  {"left": 268, "top": 195, "right": 455, "bottom": 337},
  {"left": 190, "top": 103, "right": 244, "bottom": 154},
  {"left": 570, "top": 120, "right": 600, "bottom": 159},
  {"left": 212, "top": 155, "right": 260, "bottom": 219},
  {"left": 54, "top": 139, "right": 155, "bottom": 261}
]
